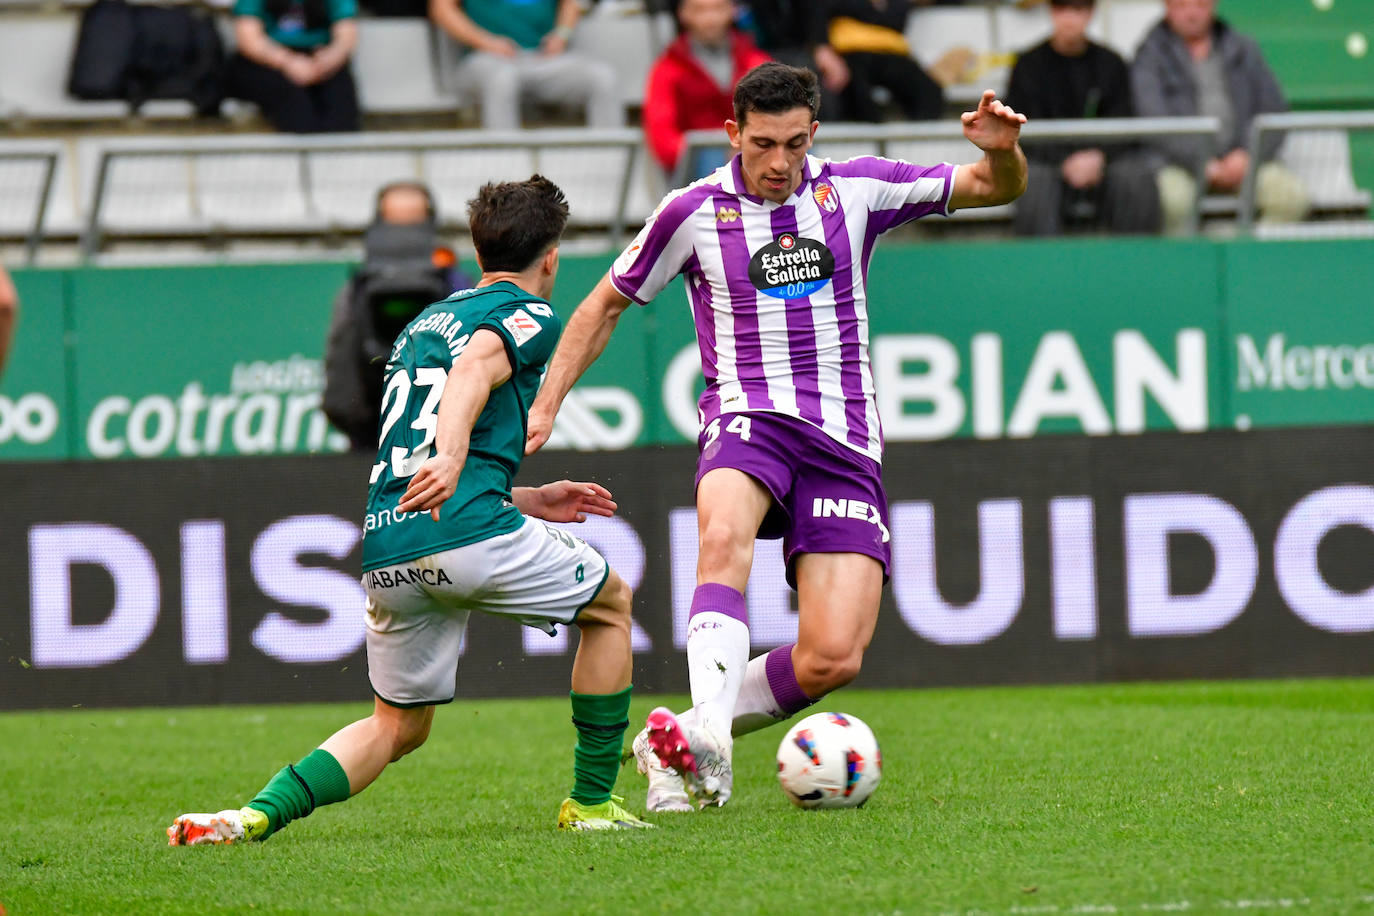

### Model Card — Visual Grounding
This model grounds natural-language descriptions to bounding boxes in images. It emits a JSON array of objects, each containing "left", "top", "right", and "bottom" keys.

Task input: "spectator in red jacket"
[{"left": 644, "top": 0, "right": 772, "bottom": 180}]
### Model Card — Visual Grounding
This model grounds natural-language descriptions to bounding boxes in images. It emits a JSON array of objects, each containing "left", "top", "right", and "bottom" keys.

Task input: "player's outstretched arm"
[
  {"left": 399, "top": 328, "right": 513, "bottom": 521},
  {"left": 950, "top": 89, "right": 1029, "bottom": 211},
  {"left": 513, "top": 480, "right": 617, "bottom": 523},
  {"left": 525, "top": 274, "right": 631, "bottom": 455}
]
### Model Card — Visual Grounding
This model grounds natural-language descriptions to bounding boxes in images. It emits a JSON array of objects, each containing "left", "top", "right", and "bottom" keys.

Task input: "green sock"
[
  {"left": 247, "top": 748, "right": 352, "bottom": 838},
  {"left": 570, "top": 686, "right": 633, "bottom": 806}
]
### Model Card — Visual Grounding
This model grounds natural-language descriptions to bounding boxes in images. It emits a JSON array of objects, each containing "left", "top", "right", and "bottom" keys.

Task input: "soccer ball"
[{"left": 776, "top": 711, "right": 882, "bottom": 809}]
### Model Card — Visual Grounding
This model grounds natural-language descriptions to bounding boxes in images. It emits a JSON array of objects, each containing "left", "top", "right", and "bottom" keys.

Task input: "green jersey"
[{"left": 361, "top": 281, "right": 561, "bottom": 571}]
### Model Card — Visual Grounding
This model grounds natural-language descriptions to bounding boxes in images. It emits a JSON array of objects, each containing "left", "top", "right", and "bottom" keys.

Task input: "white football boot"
[
  {"left": 631, "top": 727, "right": 694, "bottom": 813},
  {"left": 645, "top": 707, "right": 733, "bottom": 808}
]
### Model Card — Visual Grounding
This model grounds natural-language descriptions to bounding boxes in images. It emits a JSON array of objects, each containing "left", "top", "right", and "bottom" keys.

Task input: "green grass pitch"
[{"left": 2, "top": 678, "right": 1373, "bottom": 915}]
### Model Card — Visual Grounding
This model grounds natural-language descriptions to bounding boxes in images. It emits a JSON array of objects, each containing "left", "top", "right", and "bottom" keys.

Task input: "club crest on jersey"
[
  {"left": 747, "top": 232, "right": 835, "bottom": 300},
  {"left": 716, "top": 206, "right": 740, "bottom": 223},
  {"left": 502, "top": 309, "right": 542, "bottom": 347},
  {"left": 813, "top": 182, "right": 838, "bottom": 212}
]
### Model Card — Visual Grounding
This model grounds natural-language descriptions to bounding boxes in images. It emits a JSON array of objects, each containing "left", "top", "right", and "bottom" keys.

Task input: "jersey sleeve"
[
  {"left": 829, "top": 156, "right": 958, "bottom": 233},
  {"left": 608, "top": 186, "right": 708, "bottom": 305},
  {"left": 478, "top": 299, "right": 561, "bottom": 376}
]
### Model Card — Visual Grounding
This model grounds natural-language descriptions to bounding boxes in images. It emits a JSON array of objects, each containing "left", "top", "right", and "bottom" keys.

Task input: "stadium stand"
[{"left": 0, "top": 0, "right": 1370, "bottom": 261}]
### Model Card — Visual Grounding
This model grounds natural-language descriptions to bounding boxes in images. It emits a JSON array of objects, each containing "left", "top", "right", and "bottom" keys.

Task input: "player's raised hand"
[
  {"left": 961, "top": 89, "right": 1026, "bottom": 152},
  {"left": 527, "top": 480, "right": 617, "bottom": 523},
  {"left": 398, "top": 453, "right": 463, "bottom": 522}
]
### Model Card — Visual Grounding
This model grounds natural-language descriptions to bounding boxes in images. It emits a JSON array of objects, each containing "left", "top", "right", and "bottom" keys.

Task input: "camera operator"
[{"left": 323, "top": 182, "right": 474, "bottom": 450}]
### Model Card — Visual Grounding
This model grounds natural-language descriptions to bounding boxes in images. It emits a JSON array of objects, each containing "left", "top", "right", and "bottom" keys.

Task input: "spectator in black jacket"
[
  {"left": 740, "top": 0, "right": 846, "bottom": 119},
  {"left": 822, "top": 0, "right": 942, "bottom": 123},
  {"left": 1005, "top": 0, "right": 1160, "bottom": 235}
]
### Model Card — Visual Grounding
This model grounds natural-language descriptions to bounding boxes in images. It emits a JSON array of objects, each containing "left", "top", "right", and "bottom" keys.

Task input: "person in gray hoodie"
[{"left": 1131, "top": 0, "right": 1307, "bottom": 232}]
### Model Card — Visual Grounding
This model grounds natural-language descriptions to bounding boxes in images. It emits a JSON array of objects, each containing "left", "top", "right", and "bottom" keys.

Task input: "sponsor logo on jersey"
[
  {"left": 813, "top": 182, "right": 838, "bottom": 212},
  {"left": 502, "top": 309, "right": 542, "bottom": 347},
  {"left": 367, "top": 567, "right": 455, "bottom": 589},
  {"left": 747, "top": 233, "right": 835, "bottom": 300},
  {"left": 716, "top": 206, "right": 740, "bottom": 223},
  {"left": 811, "top": 496, "right": 891, "bottom": 543}
]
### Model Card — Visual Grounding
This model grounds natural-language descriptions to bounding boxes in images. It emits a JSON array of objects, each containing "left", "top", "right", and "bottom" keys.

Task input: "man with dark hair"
[
  {"left": 1005, "top": 0, "right": 1160, "bottom": 235},
  {"left": 169, "top": 175, "right": 653, "bottom": 842},
  {"left": 527, "top": 62, "right": 1027, "bottom": 812}
]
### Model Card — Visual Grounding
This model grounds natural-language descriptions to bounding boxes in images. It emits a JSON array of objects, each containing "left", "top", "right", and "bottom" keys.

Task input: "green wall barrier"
[{"left": 0, "top": 236, "right": 1370, "bottom": 462}]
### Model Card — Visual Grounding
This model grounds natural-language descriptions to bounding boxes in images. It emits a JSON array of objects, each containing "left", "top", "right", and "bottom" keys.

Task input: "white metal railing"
[
  {"left": 0, "top": 139, "right": 60, "bottom": 263},
  {"left": 1239, "top": 110, "right": 1374, "bottom": 232},
  {"left": 81, "top": 128, "right": 649, "bottom": 258}
]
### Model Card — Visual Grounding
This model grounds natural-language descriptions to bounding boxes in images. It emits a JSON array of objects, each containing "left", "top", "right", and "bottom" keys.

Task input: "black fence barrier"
[{"left": 2, "top": 426, "right": 1372, "bottom": 710}]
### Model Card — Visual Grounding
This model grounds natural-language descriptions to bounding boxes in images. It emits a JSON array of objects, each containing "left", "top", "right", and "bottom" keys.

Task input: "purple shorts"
[{"left": 695, "top": 411, "right": 891, "bottom": 588}]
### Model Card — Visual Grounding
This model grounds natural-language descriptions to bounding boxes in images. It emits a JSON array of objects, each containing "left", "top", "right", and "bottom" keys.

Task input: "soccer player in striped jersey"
[{"left": 526, "top": 62, "right": 1027, "bottom": 811}]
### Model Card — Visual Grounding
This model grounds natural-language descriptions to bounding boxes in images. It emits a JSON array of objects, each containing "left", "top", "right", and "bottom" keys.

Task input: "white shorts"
[{"left": 362, "top": 516, "right": 610, "bottom": 707}]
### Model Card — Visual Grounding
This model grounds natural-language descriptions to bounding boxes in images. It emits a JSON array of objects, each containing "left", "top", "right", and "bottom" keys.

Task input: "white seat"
[
  {"left": 0, "top": 15, "right": 129, "bottom": 121},
  {"left": 907, "top": 7, "right": 998, "bottom": 104},
  {"left": 196, "top": 153, "right": 322, "bottom": 230},
  {"left": 569, "top": 4, "right": 658, "bottom": 107},
  {"left": 419, "top": 148, "right": 538, "bottom": 224},
  {"left": 533, "top": 145, "right": 640, "bottom": 227},
  {"left": 0, "top": 156, "right": 53, "bottom": 236},
  {"left": 1103, "top": 0, "right": 1161, "bottom": 58},
  {"left": 354, "top": 20, "right": 456, "bottom": 115},
  {"left": 308, "top": 151, "right": 422, "bottom": 226},
  {"left": 1278, "top": 129, "right": 1373, "bottom": 213},
  {"left": 99, "top": 155, "right": 201, "bottom": 232},
  {"left": 813, "top": 138, "right": 882, "bottom": 163}
]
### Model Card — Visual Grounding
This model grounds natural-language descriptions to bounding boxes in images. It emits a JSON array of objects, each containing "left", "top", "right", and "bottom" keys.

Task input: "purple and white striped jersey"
[{"left": 610, "top": 153, "right": 957, "bottom": 463}]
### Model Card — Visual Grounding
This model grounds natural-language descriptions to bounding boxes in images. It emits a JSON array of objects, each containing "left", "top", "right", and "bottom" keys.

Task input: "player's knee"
[
  {"left": 794, "top": 646, "right": 863, "bottom": 695},
  {"left": 581, "top": 569, "right": 633, "bottom": 632},
  {"left": 384, "top": 711, "right": 432, "bottom": 760},
  {"left": 697, "top": 521, "right": 752, "bottom": 579}
]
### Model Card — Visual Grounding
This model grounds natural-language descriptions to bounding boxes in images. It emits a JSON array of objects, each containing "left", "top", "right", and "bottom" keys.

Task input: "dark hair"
[
  {"left": 466, "top": 175, "right": 570, "bottom": 274},
  {"left": 732, "top": 62, "right": 820, "bottom": 127}
]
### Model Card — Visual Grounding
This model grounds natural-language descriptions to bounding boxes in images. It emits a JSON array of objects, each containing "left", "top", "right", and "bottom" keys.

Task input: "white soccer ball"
[{"left": 776, "top": 711, "right": 882, "bottom": 809}]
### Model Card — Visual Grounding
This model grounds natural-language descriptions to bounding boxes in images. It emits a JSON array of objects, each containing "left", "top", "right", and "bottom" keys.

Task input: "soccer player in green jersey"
[{"left": 168, "top": 176, "right": 652, "bottom": 843}]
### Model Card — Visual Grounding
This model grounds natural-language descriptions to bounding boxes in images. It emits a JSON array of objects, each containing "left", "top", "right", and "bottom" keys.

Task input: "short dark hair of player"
[
  {"left": 733, "top": 62, "right": 821, "bottom": 128},
  {"left": 466, "top": 174, "right": 570, "bottom": 274}
]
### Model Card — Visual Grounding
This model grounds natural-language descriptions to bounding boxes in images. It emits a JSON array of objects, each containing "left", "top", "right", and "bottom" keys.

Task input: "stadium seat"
[
  {"left": 196, "top": 153, "right": 324, "bottom": 231},
  {"left": 308, "top": 150, "right": 423, "bottom": 226},
  {"left": 97, "top": 154, "right": 201, "bottom": 233},
  {"left": 0, "top": 15, "right": 129, "bottom": 121},
  {"left": 0, "top": 156, "right": 52, "bottom": 237},
  {"left": 906, "top": 6, "right": 998, "bottom": 104},
  {"left": 353, "top": 20, "right": 456, "bottom": 115},
  {"left": 568, "top": 1, "right": 665, "bottom": 108},
  {"left": 1278, "top": 129, "right": 1373, "bottom": 214},
  {"left": 533, "top": 145, "right": 642, "bottom": 229},
  {"left": 420, "top": 148, "right": 538, "bottom": 225}
]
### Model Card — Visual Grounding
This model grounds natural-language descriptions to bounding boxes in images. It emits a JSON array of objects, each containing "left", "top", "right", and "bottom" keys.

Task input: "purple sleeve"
[
  {"left": 828, "top": 157, "right": 958, "bottom": 235},
  {"left": 609, "top": 186, "right": 713, "bottom": 305}
]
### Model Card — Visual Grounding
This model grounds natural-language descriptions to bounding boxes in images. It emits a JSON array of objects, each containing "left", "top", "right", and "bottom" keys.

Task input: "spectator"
[
  {"left": 740, "top": 0, "right": 847, "bottom": 120},
  {"left": 228, "top": 0, "right": 360, "bottom": 133},
  {"left": 0, "top": 265, "right": 17, "bottom": 382},
  {"left": 645, "top": 0, "right": 772, "bottom": 180},
  {"left": 1005, "top": 0, "right": 1161, "bottom": 235},
  {"left": 1132, "top": 0, "right": 1308, "bottom": 232},
  {"left": 430, "top": 0, "right": 623, "bottom": 129},
  {"left": 822, "top": 0, "right": 943, "bottom": 123},
  {"left": 322, "top": 182, "right": 474, "bottom": 451}
]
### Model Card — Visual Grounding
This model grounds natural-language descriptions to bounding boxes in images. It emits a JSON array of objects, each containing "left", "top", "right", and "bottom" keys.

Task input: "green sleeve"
[{"left": 232, "top": 0, "right": 266, "bottom": 19}]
